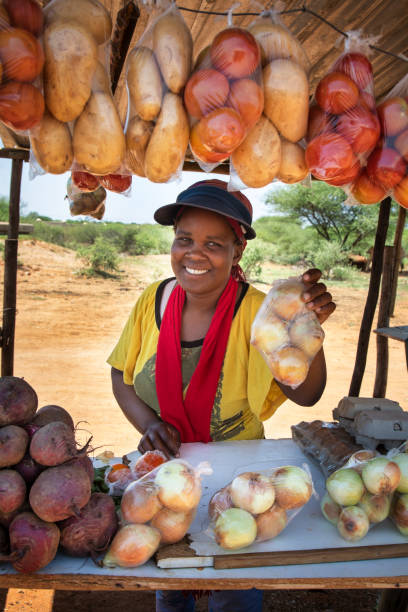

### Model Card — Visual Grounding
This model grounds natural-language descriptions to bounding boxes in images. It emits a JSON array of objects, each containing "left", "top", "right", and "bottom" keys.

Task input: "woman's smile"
[{"left": 185, "top": 266, "right": 210, "bottom": 275}]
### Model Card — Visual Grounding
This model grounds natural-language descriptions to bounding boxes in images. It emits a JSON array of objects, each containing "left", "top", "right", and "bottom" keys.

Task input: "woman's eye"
[{"left": 207, "top": 242, "right": 221, "bottom": 248}]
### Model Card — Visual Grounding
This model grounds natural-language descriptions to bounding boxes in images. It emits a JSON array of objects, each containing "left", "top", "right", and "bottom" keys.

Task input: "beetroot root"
[
  {"left": 29, "top": 421, "right": 78, "bottom": 466},
  {"left": 29, "top": 462, "right": 91, "bottom": 522},
  {"left": 59, "top": 492, "right": 118, "bottom": 558},
  {"left": 14, "top": 453, "right": 44, "bottom": 485},
  {"left": 0, "top": 512, "right": 60, "bottom": 573},
  {"left": 32, "top": 405, "right": 74, "bottom": 430},
  {"left": 0, "top": 377, "right": 38, "bottom": 426},
  {"left": 0, "top": 469, "right": 26, "bottom": 514},
  {"left": 0, "top": 425, "right": 29, "bottom": 468}
]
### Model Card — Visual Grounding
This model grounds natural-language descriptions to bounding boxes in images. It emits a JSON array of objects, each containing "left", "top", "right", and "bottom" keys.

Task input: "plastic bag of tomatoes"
[
  {"left": 184, "top": 14, "right": 264, "bottom": 176},
  {"left": 306, "top": 33, "right": 381, "bottom": 195},
  {"left": 0, "top": 0, "right": 45, "bottom": 133},
  {"left": 124, "top": 2, "right": 192, "bottom": 183},
  {"left": 228, "top": 10, "right": 311, "bottom": 189},
  {"left": 356, "top": 74, "right": 408, "bottom": 210}
]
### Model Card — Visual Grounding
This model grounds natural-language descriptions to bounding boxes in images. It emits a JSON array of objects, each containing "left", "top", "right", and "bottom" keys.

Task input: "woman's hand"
[
  {"left": 138, "top": 421, "right": 181, "bottom": 459},
  {"left": 301, "top": 268, "right": 336, "bottom": 324}
]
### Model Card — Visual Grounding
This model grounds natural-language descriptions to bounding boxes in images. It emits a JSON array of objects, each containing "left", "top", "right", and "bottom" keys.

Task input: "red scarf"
[{"left": 155, "top": 276, "right": 238, "bottom": 443}]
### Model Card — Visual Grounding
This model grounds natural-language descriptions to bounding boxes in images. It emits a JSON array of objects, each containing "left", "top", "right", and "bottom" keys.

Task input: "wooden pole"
[
  {"left": 373, "top": 245, "right": 394, "bottom": 398},
  {"left": 1, "top": 158, "right": 23, "bottom": 376},
  {"left": 389, "top": 206, "right": 406, "bottom": 317},
  {"left": 348, "top": 197, "right": 392, "bottom": 397}
]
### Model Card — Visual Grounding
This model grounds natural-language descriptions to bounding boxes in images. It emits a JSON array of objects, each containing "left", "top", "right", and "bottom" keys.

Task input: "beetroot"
[
  {"left": 0, "top": 376, "right": 38, "bottom": 426},
  {"left": 66, "top": 454, "right": 94, "bottom": 484},
  {"left": 29, "top": 462, "right": 91, "bottom": 522},
  {"left": 14, "top": 453, "right": 44, "bottom": 485},
  {"left": 32, "top": 405, "right": 75, "bottom": 430},
  {"left": 0, "top": 512, "right": 60, "bottom": 573},
  {"left": 29, "top": 421, "right": 78, "bottom": 466},
  {"left": 0, "top": 425, "right": 29, "bottom": 468},
  {"left": 59, "top": 492, "right": 118, "bottom": 558},
  {"left": 0, "top": 469, "right": 26, "bottom": 514}
]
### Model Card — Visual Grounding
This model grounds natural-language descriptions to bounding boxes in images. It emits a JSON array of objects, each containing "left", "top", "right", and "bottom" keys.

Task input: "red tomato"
[
  {"left": 325, "top": 160, "right": 361, "bottom": 186},
  {"left": 366, "top": 147, "right": 406, "bottom": 189},
  {"left": 98, "top": 173, "right": 132, "bottom": 193},
  {"left": 0, "top": 27, "right": 44, "bottom": 82},
  {"left": 395, "top": 128, "right": 408, "bottom": 161},
  {"left": 332, "top": 52, "right": 373, "bottom": 91},
  {"left": 359, "top": 91, "right": 376, "bottom": 111},
  {"left": 4, "top": 0, "right": 43, "bottom": 37},
  {"left": 336, "top": 104, "right": 380, "bottom": 154},
  {"left": 306, "top": 104, "right": 332, "bottom": 142},
  {"left": 377, "top": 97, "right": 408, "bottom": 138},
  {"left": 184, "top": 69, "right": 229, "bottom": 118},
  {"left": 190, "top": 122, "right": 229, "bottom": 164},
  {"left": 107, "top": 464, "right": 132, "bottom": 483},
  {"left": 315, "top": 72, "right": 359, "bottom": 115},
  {"left": 351, "top": 170, "right": 387, "bottom": 204},
  {"left": 198, "top": 106, "right": 246, "bottom": 154},
  {"left": 0, "top": 80, "right": 44, "bottom": 130},
  {"left": 72, "top": 171, "right": 100, "bottom": 192},
  {"left": 227, "top": 77, "right": 263, "bottom": 130},
  {"left": 210, "top": 27, "right": 260, "bottom": 79},
  {"left": 133, "top": 450, "right": 167, "bottom": 479},
  {"left": 393, "top": 175, "right": 408, "bottom": 209},
  {"left": 305, "top": 132, "right": 356, "bottom": 181}
]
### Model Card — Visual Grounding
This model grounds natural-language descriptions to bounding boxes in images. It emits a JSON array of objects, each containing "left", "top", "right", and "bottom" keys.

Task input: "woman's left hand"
[{"left": 301, "top": 268, "right": 336, "bottom": 324}]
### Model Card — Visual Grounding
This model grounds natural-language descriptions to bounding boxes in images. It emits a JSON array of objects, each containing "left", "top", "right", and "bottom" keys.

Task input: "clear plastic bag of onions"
[
  {"left": 250, "top": 276, "right": 325, "bottom": 389},
  {"left": 207, "top": 464, "right": 313, "bottom": 550},
  {"left": 103, "top": 458, "right": 212, "bottom": 568}
]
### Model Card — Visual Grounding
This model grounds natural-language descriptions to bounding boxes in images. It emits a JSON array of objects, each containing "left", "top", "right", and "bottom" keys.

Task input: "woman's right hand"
[{"left": 138, "top": 421, "right": 181, "bottom": 459}]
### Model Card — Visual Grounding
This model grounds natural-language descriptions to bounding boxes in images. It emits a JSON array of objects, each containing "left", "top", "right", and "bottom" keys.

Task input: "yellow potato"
[
  {"left": 249, "top": 20, "right": 310, "bottom": 72},
  {"left": 44, "top": 0, "right": 112, "bottom": 45},
  {"left": 73, "top": 91, "right": 125, "bottom": 175},
  {"left": 263, "top": 59, "right": 309, "bottom": 143},
  {"left": 152, "top": 12, "right": 193, "bottom": 93},
  {"left": 44, "top": 20, "right": 98, "bottom": 122},
  {"left": 126, "top": 46, "right": 163, "bottom": 121},
  {"left": 30, "top": 111, "right": 73, "bottom": 175},
  {"left": 125, "top": 115, "right": 154, "bottom": 177},
  {"left": 144, "top": 92, "right": 189, "bottom": 183},
  {"left": 231, "top": 115, "right": 281, "bottom": 188},
  {"left": 278, "top": 140, "right": 308, "bottom": 184},
  {"left": 91, "top": 61, "right": 111, "bottom": 93}
]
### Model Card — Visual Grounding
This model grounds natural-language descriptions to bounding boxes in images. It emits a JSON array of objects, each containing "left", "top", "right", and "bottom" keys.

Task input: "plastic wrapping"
[
  {"left": 104, "top": 450, "right": 168, "bottom": 497},
  {"left": 306, "top": 33, "right": 381, "bottom": 194},
  {"left": 357, "top": 75, "right": 408, "bottom": 209},
  {"left": 124, "top": 2, "right": 192, "bottom": 183},
  {"left": 185, "top": 19, "right": 263, "bottom": 175},
  {"left": 66, "top": 176, "right": 106, "bottom": 217},
  {"left": 321, "top": 447, "right": 404, "bottom": 542},
  {"left": 0, "top": 0, "right": 45, "bottom": 132},
  {"left": 103, "top": 458, "right": 212, "bottom": 567},
  {"left": 251, "top": 276, "right": 324, "bottom": 389},
  {"left": 228, "top": 9, "right": 310, "bottom": 189},
  {"left": 207, "top": 465, "right": 313, "bottom": 550}
]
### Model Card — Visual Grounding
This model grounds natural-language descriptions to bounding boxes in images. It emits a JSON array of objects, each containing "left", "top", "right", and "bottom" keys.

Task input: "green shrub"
[
  {"left": 76, "top": 236, "right": 120, "bottom": 276},
  {"left": 307, "top": 241, "right": 349, "bottom": 277},
  {"left": 241, "top": 243, "right": 265, "bottom": 279},
  {"left": 33, "top": 223, "right": 66, "bottom": 246},
  {"left": 331, "top": 265, "right": 353, "bottom": 281}
]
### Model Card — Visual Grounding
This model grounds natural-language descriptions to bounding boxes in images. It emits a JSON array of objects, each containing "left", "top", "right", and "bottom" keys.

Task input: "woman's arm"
[{"left": 111, "top": 367, "right": 180, "bottom": 458}]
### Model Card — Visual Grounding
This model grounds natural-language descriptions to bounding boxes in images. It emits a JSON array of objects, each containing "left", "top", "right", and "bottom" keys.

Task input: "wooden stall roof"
[{"left": 3, "top": 0, "right": 408, "bottom": 152}]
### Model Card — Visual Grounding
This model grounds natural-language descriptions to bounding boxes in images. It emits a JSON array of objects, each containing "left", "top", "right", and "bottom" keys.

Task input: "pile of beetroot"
[{"left": 0, "top": 375, "right": 118, "bottom": 573}]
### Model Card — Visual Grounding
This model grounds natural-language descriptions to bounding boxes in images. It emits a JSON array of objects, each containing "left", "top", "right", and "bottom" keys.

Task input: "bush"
[
  {"left": 76, "top": 236, "right": 120, "bottom": 276},
  {"left": 307, "top": 241, "right": 349, "bottom": 277},
  {"left": 241, "top": 243, "right": 265, "bottom": 279},
  {"left": 33, "top": 223, "right": 66, "bottom": 246},
  {"left": 331, "top": 265, "right": 353, "bottom": 281}
]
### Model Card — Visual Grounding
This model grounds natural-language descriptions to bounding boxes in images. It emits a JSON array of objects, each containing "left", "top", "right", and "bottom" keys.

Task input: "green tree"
[{"left": 265, "top": 182, "right": 381, "bottom": 252}]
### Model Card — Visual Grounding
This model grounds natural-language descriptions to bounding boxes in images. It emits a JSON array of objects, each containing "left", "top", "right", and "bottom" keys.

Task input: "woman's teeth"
[{"left": 185, "top": 267, "right": 208, "bottom": 275}]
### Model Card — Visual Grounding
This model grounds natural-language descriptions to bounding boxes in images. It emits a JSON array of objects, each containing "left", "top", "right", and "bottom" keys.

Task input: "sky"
[{"left": 0, "top": 157, "right": 279, "bottom": 224}]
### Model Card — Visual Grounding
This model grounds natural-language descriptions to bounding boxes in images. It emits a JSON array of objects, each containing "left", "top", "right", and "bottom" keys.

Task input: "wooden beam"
[
  {"left": 0, "top": 147, "right": 30, "bottom": 162},
  {"left": 1, "top": 158, "right": 23, "bottom": 375},
  {"left": 182, "top": 160, "right": 230, "bottom": 175},
  {"left": 373, "top": 245, "right": 394, "bottom": 398},
  {"left": 390, "top": 206, "right": 406, "bottom": 317},
  {"left": 0, "top": 222, "right": 33, "bottom": 235},
  {"left": 110, "top": 2, "right": 140, "bottom": 95},
  {"left": 348, "top": 197, "right": 392, "bottom": 397}
]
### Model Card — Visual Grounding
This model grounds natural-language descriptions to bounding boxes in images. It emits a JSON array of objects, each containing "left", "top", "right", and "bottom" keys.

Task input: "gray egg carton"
[{"left": 332, "top": 396, "right": 408, "bottom": 451}]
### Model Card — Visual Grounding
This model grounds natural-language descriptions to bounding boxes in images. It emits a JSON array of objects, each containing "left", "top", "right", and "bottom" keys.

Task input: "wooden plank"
[
  {"left": 374, "top": 327, "right": 408, "bottom": 343},
  {"left": 0, "top": 222, "right": 34, "bottom": 235},
  {"left": 0, "top": 148, "right": 30, "bottom": 162},
  {"left": 373, "top": 245, "right": 394, "bottom": 398},
  {"left": 213, "top": 543, "right": 408, "bottom": 570}
]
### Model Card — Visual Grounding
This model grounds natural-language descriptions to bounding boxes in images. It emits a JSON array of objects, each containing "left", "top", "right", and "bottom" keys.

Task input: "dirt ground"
[{"left": 1, "top": 239, "right": 408, "bottom": 611}]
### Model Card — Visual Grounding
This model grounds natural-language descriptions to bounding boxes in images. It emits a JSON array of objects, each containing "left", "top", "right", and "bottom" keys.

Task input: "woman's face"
[{"left": 171, "top": 207, "right": 243, "bottom": 297}]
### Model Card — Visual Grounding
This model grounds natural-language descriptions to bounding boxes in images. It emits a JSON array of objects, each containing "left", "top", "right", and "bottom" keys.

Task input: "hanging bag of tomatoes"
[
  {"left": 124, "top": 1, "right": 192, "bottom": 184},
  {"left": 359, "top": 74, "right": 408, "bottom": 210},
  {"left": 0, "top": 0, "right": 45, "bottom": 133},
  {"left": 183, "top": 10, "right": 264, "bottom": 180},
  {"left": 229, "top": 9, "right": 311, "bottom": 189},
  {"left": 305, "top": 32, "right": 382, "bottom": 202}
]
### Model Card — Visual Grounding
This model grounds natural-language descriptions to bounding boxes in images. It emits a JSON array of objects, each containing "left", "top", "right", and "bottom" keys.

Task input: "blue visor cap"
[{"left": 153, "top": 185, "right": 256, "bottom": 239}]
